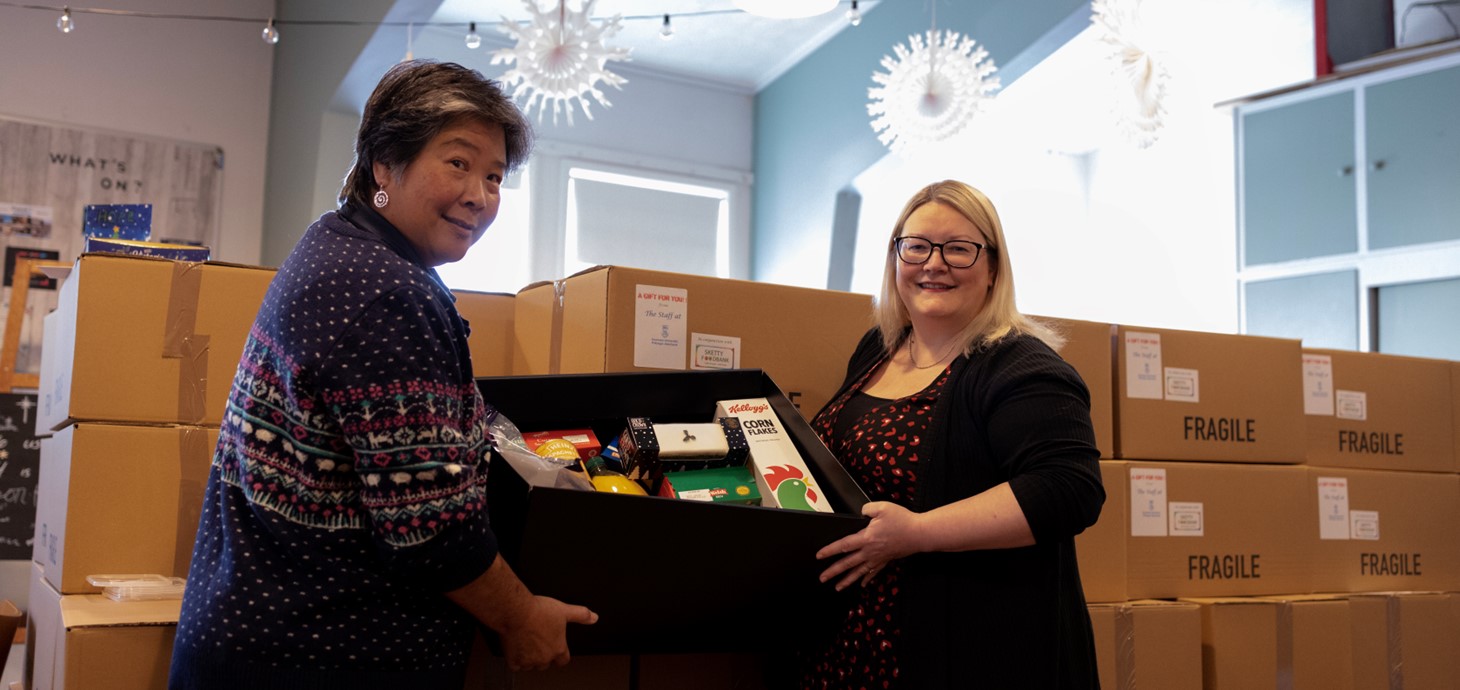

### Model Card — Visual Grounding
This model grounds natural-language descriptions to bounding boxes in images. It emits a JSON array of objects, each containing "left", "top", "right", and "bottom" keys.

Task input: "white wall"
[
  {"left": 849, "top": 0, "right": 1313, "bottom": 334},
  {"left": 0, "top": 0, "right": 273, "bottom": 609},
  {"left": 306, "top": 25, "right": 756, "bottom": 291},
  {"left": 0, "top": 0, "right": 275, "bottom": 264}
]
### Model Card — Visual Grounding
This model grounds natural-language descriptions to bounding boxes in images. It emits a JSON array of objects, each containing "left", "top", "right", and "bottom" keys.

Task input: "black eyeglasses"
[{"left": 894, "top": 236, "right": 986, "bottom": 268}]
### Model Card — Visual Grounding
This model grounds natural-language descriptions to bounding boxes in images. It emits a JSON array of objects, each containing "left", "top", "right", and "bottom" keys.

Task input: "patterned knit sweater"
[{"left": 170, "top": 206, "right": 497, "bottom": 690}]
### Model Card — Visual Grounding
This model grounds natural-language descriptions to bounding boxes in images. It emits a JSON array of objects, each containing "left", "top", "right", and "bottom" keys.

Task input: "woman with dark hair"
[
  {"left": 803, "top": 180, "right": 1104, "bottom": 689},
  {"left": 170, "top": 60, "right": 595, "bottom": 689}
]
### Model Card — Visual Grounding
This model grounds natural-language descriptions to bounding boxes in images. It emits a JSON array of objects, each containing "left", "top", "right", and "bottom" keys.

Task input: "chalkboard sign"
[{"left": 0, "top": 393, "right": 40, "bottom": 560}]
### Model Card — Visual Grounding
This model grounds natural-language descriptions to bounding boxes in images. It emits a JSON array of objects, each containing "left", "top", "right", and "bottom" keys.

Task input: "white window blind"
[{"left": 568, "top": 168, "right": 727, "bottom": 277}]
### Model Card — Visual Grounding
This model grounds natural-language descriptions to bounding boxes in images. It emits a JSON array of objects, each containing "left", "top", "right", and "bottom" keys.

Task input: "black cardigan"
[{"left": 822, "top": 328, "right": 1105, "bottom": 689}]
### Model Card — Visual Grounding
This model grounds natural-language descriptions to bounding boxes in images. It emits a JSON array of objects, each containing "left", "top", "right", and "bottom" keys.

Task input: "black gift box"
[{"left": 480, "top": 369, "right": 869, "bottom": 654}]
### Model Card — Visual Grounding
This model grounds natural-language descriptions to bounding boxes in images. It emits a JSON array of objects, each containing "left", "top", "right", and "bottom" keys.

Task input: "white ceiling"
[{"left": 427, "top": 0, "right": 876, "bottom": 92}]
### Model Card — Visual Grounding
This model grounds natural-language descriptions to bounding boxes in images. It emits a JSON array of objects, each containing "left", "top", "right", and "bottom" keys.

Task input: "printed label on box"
[
  {"left": 1163, "top": 367, "right": 1200, "bottom": 403},
  {"left": 1303, "top": 354, "right": 1336, "bottom": 416},
  {"left": 1335, "top": 390, "right": 1367, "bottom": 421},
  {"left": 1350, "top": 510, "right": 1380, "bottom": 540},
  {"left": 1125, "top": 332, "right": 1163, "bottom": 400},
  {"left": 690, "top": 333, "right": 741, "bottom": 370},
  {"left": 1317, "top": 476, "right": 1350, "bottom": 540},
  {"left": 1169, "top": 501, "right": 1204, "bottom": 536},
  {"left": 634, "top": 284, "right": 687, "bottom": 370},
  {"left": 1130, "top": 468, "right": 1168, "bottom": 537}
]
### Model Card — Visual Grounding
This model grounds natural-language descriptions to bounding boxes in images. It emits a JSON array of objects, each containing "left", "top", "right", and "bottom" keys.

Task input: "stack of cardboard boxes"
[
  {"left": 1063, "top": 324, "right": 1460, "bottom": 690},
  {"left": 27, "top": 254, "right": 276, "bottom": 690}
]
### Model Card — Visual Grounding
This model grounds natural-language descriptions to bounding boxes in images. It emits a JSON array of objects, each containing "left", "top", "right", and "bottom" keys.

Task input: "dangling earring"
[{"left": 373, "top": 189, "right": 389, "bottom": 208}]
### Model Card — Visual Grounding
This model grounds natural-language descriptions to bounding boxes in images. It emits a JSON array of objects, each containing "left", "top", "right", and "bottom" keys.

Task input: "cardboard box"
[
  {"left": 1088, "top": 599, "right": 1201, "bottom": 690},
  {"left": 512, "top": 265, "right": 873, "bottom": 418},
  {"left": 1123, "top": 462, "right": 1311, "bottom": 599},
  {"left": 1255, "top": 594, "right": 1354, "bottom": 690},
  {"left": 1302, "top": 349, "right": 1455, "bottom": 473},
  {"left": 452, "top": 289, "right": 515, "bottom": 377},
  {"left": 1040, "top": 316, "right": 1115, "bottom": 459},
  {"left": 1114, "top": 326, "right": 1304, "bottom": 463},
  {"left": 35, "top": 423, "right": 217, "bottom": 594},
  {"left": 37, "top": 254, "right": 274, "bottom": 432},
  {"left": 1182, "top": 598, "right": 1282, "bottom": 690},
  {"left": 1442, "top": 360, "right": 1454, "bottom": 466},
  {"left": 1308, "top": 468, "right": 1460, "bottom": 593},
  {"left": 480, "top": 370, "right": 868, "bottom": 653},
  {"left": 27, "top": 562, "right": 179, "bottom": 690},
  {"left": 1349, "top": 592, "right": 1459, "bottom": 690},
  {"left": 1164, "top": 595, "right": 1357, "bottom": 690},
  {"left": 1075, "top": 461, "right": 1128, "bottom": 603}
]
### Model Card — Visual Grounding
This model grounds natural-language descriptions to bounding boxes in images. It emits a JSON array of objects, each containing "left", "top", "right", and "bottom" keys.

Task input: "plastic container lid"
[{"left": 85, "top": 574, "right": 187, "bottom": 602}]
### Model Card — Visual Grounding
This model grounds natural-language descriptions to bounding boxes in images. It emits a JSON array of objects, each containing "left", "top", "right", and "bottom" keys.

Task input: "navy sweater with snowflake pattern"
[{"left": 170, "top": 205, "right": 497, "bottom": 690}]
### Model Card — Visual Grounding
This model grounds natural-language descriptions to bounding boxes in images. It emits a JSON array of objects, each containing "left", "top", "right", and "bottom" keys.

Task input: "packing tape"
[
  {"left": 1386, "top": 595, "right": 1402, "bottom": 690},
  {"left": 1114, "top": 604, "right": 1135, "bottom": 690},
  {"left": 1275, "top": 601, "right": 1295, "bottom": 690},
  {"left": 175, "top": 425, "right": 213, "bottom": 577},
  {"left": 163, "top": 261, "right": 203, "bottom": 358},
  {"left": 163, "top": 261, "right": 209, "bottom": 422},
  {"left": 548, "top": 279, "right": 566, "bottom": 375}
]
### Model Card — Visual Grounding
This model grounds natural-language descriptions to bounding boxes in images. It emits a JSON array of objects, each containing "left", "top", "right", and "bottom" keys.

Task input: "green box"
[{"left": 659, "top": 466, "right": 761, "bottom": 506}]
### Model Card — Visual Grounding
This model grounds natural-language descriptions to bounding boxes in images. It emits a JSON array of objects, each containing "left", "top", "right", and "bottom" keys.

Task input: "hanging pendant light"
[
  {"left": 492, "top": 0, "right": 631, "bottom": 126},
  {"left": 1092, "top": 0, "right": 1169, "bottom": 148},
  {"left": 868, "top": 30, "right": 999, "bottom": 153}
]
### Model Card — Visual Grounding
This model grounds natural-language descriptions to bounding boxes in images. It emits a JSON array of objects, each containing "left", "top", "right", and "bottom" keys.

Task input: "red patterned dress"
[{"left": 801, "top": 357, "right": 952, "bottom": 690}]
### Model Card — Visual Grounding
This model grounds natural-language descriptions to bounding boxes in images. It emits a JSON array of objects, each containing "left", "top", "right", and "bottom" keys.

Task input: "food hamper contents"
[
  {"left": 581, "top": 454, "right": 648, "bottom": 495},
  {"left": 512, "top": 398, "right": 825, "bottom": 512}
]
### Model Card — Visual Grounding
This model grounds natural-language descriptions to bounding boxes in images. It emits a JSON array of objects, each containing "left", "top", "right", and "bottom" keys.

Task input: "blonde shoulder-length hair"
[{"left": 874, "top": 180, "right": 1064, "bottom": 356}]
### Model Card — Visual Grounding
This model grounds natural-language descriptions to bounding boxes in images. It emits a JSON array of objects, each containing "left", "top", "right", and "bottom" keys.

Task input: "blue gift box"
[
  {"left": 83, "top": 237, "right": 210, "bottom": 262},
  {"left": 81, "top": 204, "right": 153, "bottom": 240}
]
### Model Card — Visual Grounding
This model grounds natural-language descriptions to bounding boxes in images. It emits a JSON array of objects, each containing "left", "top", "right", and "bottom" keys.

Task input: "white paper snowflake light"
[
  {"left": 1092, "top": 0, "right": 1168, "bottom": 148},
  {"left": 868, "top": 30, "right": 999, "bottom": 153},
  {"left": 492, "top": 0, "right": 630, "bottom": 126}
]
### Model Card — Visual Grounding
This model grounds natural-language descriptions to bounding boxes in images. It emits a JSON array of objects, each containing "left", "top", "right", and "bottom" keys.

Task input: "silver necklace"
[{"left": 907, "top": 331, "right": 958, "bottom": 369}]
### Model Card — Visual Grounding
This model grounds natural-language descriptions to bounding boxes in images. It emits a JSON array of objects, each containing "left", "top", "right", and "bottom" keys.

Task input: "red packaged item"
[{"left": 522, "top": 429, "right": 601, "bottom": 462}]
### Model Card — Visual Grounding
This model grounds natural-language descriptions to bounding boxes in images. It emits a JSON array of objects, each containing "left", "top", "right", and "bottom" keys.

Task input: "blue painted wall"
[{"left": 752, "top": 0, "right": 1089, "bottom": 287}]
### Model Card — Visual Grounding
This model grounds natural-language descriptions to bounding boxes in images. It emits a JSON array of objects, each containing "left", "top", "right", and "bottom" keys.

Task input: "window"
[{"left": 565, "top": 167, "right": 731, "bottom": 278}]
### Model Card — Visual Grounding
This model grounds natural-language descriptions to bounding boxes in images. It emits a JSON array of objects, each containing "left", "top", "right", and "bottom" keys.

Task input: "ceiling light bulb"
[
  {"left": 660, "top": 14, "right": 674, "bottom": 41},
  {"left": 57, "top": 6, "right": 74, "bottom": 34},
  {"left": 847, "top": 1, "right": 862, "bottom": 26},
  {"left": 262, "top": 18, "right": 280, "bottom": 44},
  {"left": 465, "top": 22, "right": 482, "bottom": 49},
  {"left": 732, "top": 0, "right": 837, "bottom": 19}
]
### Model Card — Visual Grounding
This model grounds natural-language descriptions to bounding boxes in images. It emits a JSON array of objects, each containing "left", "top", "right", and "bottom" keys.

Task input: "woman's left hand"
[{"left": 816, "top": 501, "right": 924, "bottom": 591}]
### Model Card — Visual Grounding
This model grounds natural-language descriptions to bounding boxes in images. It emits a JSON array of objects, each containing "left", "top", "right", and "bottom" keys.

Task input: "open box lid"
[{"left": 478, "top": 369, "right": 869, "bottom": 654}]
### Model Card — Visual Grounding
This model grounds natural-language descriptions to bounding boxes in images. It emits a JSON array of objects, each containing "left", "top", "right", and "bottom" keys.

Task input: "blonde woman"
[{"left": 804, "top": 180, "right": 1104, "bottom": 689}]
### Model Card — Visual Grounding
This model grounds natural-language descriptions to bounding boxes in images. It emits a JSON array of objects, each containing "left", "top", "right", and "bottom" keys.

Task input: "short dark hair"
[{"left": 339, "top": 59, "right": 533, "bottom": 207}]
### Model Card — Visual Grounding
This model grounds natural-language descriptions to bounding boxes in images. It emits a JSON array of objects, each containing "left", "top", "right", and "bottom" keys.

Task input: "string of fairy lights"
[
  {"left": 4, "top": 0, "right": 1162, "bottom": 147},
  {"left": 0, "top": 1, "right": 863, "bottom": 45},
  {"left": 2, "top": 0, "right": 865, "bottom": 127}
]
